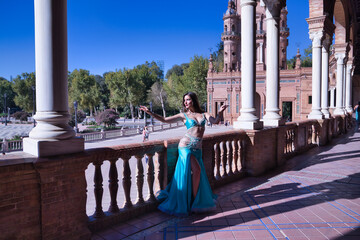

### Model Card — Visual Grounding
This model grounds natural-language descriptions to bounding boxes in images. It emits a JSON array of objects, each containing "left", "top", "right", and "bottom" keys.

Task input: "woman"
[
  {"left": 142, "top": 126, "right": 149, "bottom": 142},
  {"left": 139, "top": 92, "right": 227, "bottom": 216},
  {"left": 354, "top": 101, "right": 360, "bottom": 132}
]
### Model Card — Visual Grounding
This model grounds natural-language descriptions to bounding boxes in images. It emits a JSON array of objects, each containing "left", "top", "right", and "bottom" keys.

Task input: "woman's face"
[{"left": 184, "top": 95, "right": 193, "bottom": 109}]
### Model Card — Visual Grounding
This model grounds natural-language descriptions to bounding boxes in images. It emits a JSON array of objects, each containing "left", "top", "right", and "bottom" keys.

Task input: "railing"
[
  {"left": 85, "top": 130, "right": 248, "bottom": 232},
  {"left": 1, "top": 139, "right": 23, "bottom": 153},
  {"left": 221, "top": 31, "right": 240, "bottom": 37},
  {"left": 78, "top": 121, "right": 184, "bottom": 142}
]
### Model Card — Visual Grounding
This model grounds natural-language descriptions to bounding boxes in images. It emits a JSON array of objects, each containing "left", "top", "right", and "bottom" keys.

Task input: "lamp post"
[
  {"left": 4, "top": 93, "right": 7, "bottom": 126},
  {"left": 149, "top": 101, "right": 153, "bottom": 126},
  {"left": 74, "top": 101, "right": 79, "bottom": 133},
  {"left": 31, "top": 86, "right": 36, "bottom": 127}
]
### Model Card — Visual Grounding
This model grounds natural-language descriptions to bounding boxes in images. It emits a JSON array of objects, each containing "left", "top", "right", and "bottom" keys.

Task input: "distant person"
[
  {"left": 142, "top": 126, "right": 149, "bottom": 142},
  {"left": 140, "top": 91, "right": 227, "bottom": 217},
  {"left": 354, "top": 101, "right": 360, "bottom": 132}
]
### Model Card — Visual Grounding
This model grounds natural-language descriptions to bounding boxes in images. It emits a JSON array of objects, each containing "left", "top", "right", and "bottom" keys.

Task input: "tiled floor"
[{"left": 92, "top": 130, "right": 360, "bottom": 240}]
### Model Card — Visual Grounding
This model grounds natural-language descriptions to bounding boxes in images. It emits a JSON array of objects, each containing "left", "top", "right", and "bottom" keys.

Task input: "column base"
[
  {"left": 263, "top": 118, "right": 285, "bottom": 127},
  {"left": 345, "top": 107, "right": 353, "bottom": 113},
  {"left": 308, "top": 111, "right": 324, "bottom": 120},
  {"left": 333, "top": 108, "right": 346, "bottom": 116},
  {"left": 233, "top": 120, "right": 263, "bottom": 130},
  {"left": 23, "top": 137, "right": 84, "bottom": 157}
]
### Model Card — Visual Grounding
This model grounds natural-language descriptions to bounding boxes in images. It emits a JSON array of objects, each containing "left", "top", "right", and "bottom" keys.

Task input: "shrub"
[
  {"left": 96, "top": 109, "right": 119, "bottom": 128},
  {"left": 11, "top": 111, "right": 29, "bottom": 122},
  {"left": 69, "top": 110, "right": 86, "bottom": 127}
]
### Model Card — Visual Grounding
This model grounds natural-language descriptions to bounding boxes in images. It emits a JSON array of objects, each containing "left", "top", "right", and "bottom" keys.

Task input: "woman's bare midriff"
[{"left": 178, "top": 126, "right": 205, "bottom": 148}]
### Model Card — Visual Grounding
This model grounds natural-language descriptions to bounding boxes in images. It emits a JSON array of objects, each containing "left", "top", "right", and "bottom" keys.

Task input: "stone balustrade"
[{"left": 0, "top": 116, "right": 352, "bottom": 239}]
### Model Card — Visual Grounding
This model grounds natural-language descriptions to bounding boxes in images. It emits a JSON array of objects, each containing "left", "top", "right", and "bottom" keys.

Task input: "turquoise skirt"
[{"left": 156, "top": 147, "right": 217, "bottom": 216}]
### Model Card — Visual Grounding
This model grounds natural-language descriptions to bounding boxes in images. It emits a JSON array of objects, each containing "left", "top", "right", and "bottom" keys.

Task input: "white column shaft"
[
  {"left": 259, "top": 42, "right": 264, "bottom": 63},
  {"left": 334, "top": 53, "right": 346, "bottom": 115},
  {"left": 234, "top": 0, "right": 262, "bottom": 130},
  {"left": 263, "top": 7, "right": 283, "bottom": 126},
  {"left": 308, "top": 31, "right": 324, "bottom": 119},
  {"left": 321, "top": 45, "right": 330, "bottom": 118},
  {"left": 24, "top": 0, "right": 84, "bottom": 157},
  {"left": 345, "top": 64, "right": 353, "bottom": 112}
]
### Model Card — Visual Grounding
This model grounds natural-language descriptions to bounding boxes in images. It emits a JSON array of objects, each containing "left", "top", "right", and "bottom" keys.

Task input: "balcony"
[{"left": 0, "top": 114, "right": 356, "bottom": 239}]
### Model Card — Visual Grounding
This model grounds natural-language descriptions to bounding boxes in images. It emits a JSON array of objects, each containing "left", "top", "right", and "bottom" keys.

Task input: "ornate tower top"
[
  {"left": 295, "top": 48, "right": 302, "bottom": 69},
  {"left": 225, "top": 0, "right": 236, "bottom": 16}
]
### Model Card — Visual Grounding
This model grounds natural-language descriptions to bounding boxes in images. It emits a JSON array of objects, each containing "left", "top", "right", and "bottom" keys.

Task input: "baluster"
[
  {"left": 227, "top": 139, "right": 233, "bottom": 175},
  {"left": 239, "top": 140, "right": 246, "bottom": 171},
  {"left": 135, "top": 155, "right": 145, "bottom": 204},
  {"left": 155, "top": 151, "right": 166, "bottom": 190},
  {"left": 215, "top": 142, "right": 221, "bottom": 179},
  {"left": 108, "top": 158, "right": 120, "bottom": 213},
  {"left": 122, "top": 156, "right": 133, "bottom": 208},
  {"left": 92, "top": 161, "right": 105, "bottom": 218},
  {"left": 232, "top": 139, "right": 239, "bottom": 173},
  {"left": 147, "top": 153, "right": 156, "bottom": 202},
  {"left": 221, "top": 141, "right": 228, "bottom": 177}
]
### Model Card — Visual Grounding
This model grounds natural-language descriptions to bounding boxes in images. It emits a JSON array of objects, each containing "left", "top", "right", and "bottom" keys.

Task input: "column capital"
[
  {"left": 309, "top": 31, "right": 324, "bottom": 48},
  {"left": 335, "top": 53, "right": 346, "bottom": 64},
  {"left": 263, "top": 0, "right": 286, "bottom": 17},
  {"left": 346, "top": 64, "right": 353, "bottom": 74},
  {"left": 322, "top": 34, "right": 332, "bottom": 52},
  {"left": 240, "top": 0, "right": 256, "bottom": 7}
]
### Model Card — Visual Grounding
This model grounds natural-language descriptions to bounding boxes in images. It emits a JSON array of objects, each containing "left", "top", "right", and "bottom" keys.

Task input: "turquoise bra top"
[{"left": 184, "top": 113, "right": 206, "bottom": 129}]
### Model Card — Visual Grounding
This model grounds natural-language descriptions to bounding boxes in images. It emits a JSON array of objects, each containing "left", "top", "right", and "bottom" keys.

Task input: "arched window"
[
  {"left": 232, "top": 24, "right": 235, "bottom": 32},
  {"left": 225, "top": 25, "right": 228, "bottom": 32}
]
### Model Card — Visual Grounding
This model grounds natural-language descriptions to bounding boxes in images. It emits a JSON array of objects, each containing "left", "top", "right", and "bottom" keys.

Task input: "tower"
[
  {"left": 222, "top": 0, "right": 241, "bottom": 72},
  {"left": 279, "top": 7, "right": 290, "bottom": 70}
]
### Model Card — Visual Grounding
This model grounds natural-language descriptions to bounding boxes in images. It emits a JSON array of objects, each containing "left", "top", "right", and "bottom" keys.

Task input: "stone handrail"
[
  {"left": 1, "top": 139, "right": 23, "bottom": 153},
  {"left": 86, "top": 130, "right": 248, "bottom": 232},
  {"left": 77, "top": 122, "right": 184, "bottom": 142},
  {"left": 0, "top": 116, "right": 354, "bottom": 239}
]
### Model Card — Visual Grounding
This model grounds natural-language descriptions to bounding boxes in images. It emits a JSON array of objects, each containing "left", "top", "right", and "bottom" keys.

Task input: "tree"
[
  {"left": 95, "top": 74, "right": 110, "bottom": 110},
  {"left": 135, "top": 61, "right": 162, "bottom": 103},
  {"left": 301, "top": 45, "right": 312, "bottom": 67},
  {"left": 0, "top": 77, "right": 16, "bottom": 113},
  {"left": 96, "top": 109, "right": 119, "bottom": 128},
  {"left": 148, "top": 81, "right": 167, "bottom": 117},
  {"left": 164, "top": 73, "right": 186, "bottom": 111},
  {"left": 68, "top": 69, "right": 101, "bottom": 116},
  {"left": 211, "top": 41, "right": 224, "bottom": 72},
  {"left": 12, "top": 73, "right": 36, "bottom": 113},
  {"left": 105, "top": 69, "right": 145, "bottom": 119},
  {"left": 165, "top": 63, "right": 189, "bottom": 79},
  {"left": 68, "top": 110, "right": 86, "bottom": 127}
]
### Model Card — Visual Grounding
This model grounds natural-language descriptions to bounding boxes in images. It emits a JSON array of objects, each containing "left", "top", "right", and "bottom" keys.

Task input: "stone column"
[
  {"left": 259, "top": 42, "right": 264, "bottom": 63},
  {"left": 263, "top": 1, "right": 285, "bottom": 126},
  {"left": 321, "top": 34, "right": 331, "bottom": 118},
  {"left": 23, "top": 0, "right": 84, "bottom": 157},
  {"left": 330, "top": 87, "right": 335, "bottom": 109},
  {"left": 234, "top": 0, "right": 263, "bottom": 130},
  {"left": 334, "top": 53, "right": 346, "bottom": 116},
  {"left": 345, "top": 63, "right": 353, "bottom": 113},
  {"left": 308, "top": 31, "right": 324, "bottom": 119}
]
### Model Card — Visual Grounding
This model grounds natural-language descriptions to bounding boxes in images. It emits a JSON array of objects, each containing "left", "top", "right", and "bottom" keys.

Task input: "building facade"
[{"left": 206, "top": 0, "right": 339, "bottom": 124}]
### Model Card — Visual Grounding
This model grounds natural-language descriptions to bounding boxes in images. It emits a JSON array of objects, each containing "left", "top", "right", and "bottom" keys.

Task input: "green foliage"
[
  {"left": 95, "top": 74, "right": 110, "bottom": 109},
  {"left": 211, "top": 41, "right": 224, "bottom": 72},
  {"left": 68, "top": 110, "right": 86, "bottom": 127},
  {"left": 287, "top": 56, "right": 296, "bottom": 70},
  {"left": 68, "top": 69, "right": 101, "bottom": 116},
  {"left": 165, "top": 63, "right": 189, "bottom": 79},
  {"left": 147, "top": 81, "right": 168, "bottom": 117},
  {"left": 164, "top": 55, "right": 209, "bottom": 110},
  {"left": 12, "top": 73, "right": 35, "bottom": 113},
  {"left": 0, "top": 77, "right": 16, "bottom": 113},
  {"left": 301, "top": 45, "right": 312, "bottom": 67}
]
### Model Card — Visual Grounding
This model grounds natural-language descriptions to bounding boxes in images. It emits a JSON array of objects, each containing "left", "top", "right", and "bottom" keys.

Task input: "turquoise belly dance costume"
[{"left": 156, "top": 113, "right": 217, "bottom": 216}]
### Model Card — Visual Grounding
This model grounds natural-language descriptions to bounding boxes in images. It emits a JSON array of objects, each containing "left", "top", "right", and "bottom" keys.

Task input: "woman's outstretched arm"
[
  {"left": 139, "top": 105, "right": 184, "bottom": 124},
  {"left": 205, "top": 104, "right": 227, "bottom": 124}
]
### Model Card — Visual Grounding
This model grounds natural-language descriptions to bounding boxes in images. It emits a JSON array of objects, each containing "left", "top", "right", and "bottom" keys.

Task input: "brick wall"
[{"left": 0, "top": 162, "right": 41, "bottom": 239}]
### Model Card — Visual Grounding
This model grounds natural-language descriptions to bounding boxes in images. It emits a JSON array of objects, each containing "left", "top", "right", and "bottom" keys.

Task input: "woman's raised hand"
[
  {"left": 219, "top": 104, "right": 228, "bottom": 113},
  {"left": 139, "top": 105, "right": 149, "bottom": 113}
]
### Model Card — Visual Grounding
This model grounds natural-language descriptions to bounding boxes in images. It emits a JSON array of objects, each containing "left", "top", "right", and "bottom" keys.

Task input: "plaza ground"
[{"left": 92, "top": 129, "right": 360, "bottom": 240}]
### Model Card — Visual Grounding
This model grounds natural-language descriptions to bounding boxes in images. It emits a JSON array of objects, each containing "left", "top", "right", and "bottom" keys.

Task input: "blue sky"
[{"left": 0, "top": 0, "right": 311, "bottom": 80}]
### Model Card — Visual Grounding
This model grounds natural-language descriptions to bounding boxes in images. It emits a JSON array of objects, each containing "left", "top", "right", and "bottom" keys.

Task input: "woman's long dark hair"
[{"left": 182, "top": 92, "right": 204, "bottom": 113}]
